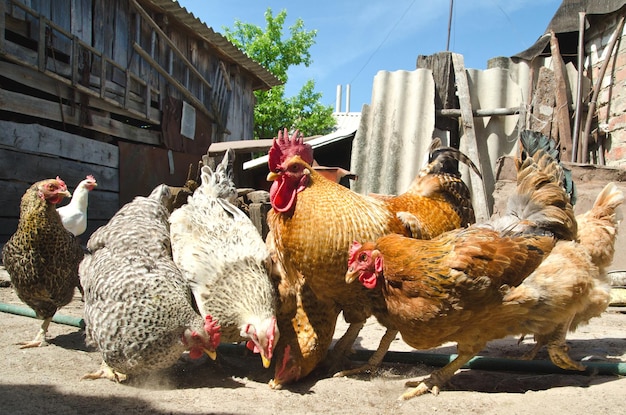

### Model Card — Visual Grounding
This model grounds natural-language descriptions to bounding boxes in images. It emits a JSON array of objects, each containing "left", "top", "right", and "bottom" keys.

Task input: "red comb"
[
  {"left": 86, "top": 175, "right": 96, "bottom": 182},
  {"left": 268, "top": 129, "right": 314, "bottom": 171},
  {"left": 348, "top": 241, "right": 362, "bottom": 267},
  {"left": 204, "top": 315, "right": 221, "bottom": 349},
  {"left": 55, "top": 176, "right": 67, "bottom": 189}
]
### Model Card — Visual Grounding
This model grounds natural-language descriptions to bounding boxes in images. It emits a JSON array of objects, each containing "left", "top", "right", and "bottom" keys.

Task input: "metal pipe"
[{"left": 0, "top": 302, "right": 85, "bottom": 329}]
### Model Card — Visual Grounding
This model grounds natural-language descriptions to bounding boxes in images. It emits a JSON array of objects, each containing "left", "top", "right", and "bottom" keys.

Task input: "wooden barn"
[{"left": 0, "top": 0, "right": 281, "bottom": 244}]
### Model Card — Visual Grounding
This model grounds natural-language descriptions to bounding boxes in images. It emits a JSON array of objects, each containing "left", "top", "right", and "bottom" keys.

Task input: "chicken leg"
[
  {"left": 522, "top": 317, "right": 585, "bottom": 371},
  {"left": 82, "top": 361, "right": 128, "bottom": 382},
  {"left": 401, "top": 343, "right": 482, "bottom": 400},
  {"left": 334, "top": 329, "right": 398, "bottom": 377},
  {"left": 18, "top": 318, "right": 51, "bottom": 349}
]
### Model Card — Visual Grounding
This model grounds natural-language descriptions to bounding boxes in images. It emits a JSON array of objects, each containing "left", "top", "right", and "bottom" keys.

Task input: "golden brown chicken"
[
  {"left": 266, "top": 129, "right": 480, "bottom": 387},
  {"left": 2, "top": 177, "right": 84, "bottom": 348},
  {"left": 344, "top": 145, "right": 622, "bottom": 399}
]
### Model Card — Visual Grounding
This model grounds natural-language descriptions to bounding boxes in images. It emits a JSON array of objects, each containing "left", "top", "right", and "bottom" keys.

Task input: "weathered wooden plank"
[
  {"left": 0, "top": 121, "right": 119, "bottom": 168},
  {"left": 0, "top": 148, "right": 119, "bottom": 192},
  {"left": 549, "top": 30, "right": 573, "bottom": 162},
  {"left": 451, "top": 53, "right": 490, "bottom": 222},
  {"left": 0, "top": 87, "right": 160, "bottom": 145},
  {"left": 0, "top": 54, "right": 160, "bottom": 122},
  {"left": 71, "top": 0, "right": 93, "bottom": 44}
]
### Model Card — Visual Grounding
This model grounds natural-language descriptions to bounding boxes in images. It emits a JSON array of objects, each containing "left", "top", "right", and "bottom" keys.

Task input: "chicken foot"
[
  {"left": 18, "top": 318, "right": 51, "bottom": 349},
  {"left": 522, "top": 317, "right": 585, "bottom": 371},
  {"left": 334, "top": 329, "right": 398, "bottom": 377},
  {"left": 82, "top": 361, "right": 128, "bottom": 382},
  {"left": 401, "top": 345, "right": 481, "bottom": 400},
  {"left": 331, "top": 320, "right": 365, "bottom": 357}
]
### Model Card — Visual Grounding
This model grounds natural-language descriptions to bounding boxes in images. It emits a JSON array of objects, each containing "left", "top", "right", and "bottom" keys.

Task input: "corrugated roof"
[
  {"left": 145, "top": 0, "right": 282, "bottom": 90},
  {"left": 350, "top": 69, "right": 436, "bottom": 196},
  {"left": 242, "top": 129, "right": 357, "bottom": 171},
  {"left": 513, "top": 0, "right": 626, "bottom": 61}
]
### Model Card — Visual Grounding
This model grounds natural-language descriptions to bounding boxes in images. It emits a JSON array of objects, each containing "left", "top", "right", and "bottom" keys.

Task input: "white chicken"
[
  {"left": 169, "top": 149, "right": 279, "bottom": 368},
  {"left": 57, "top": 175, "right": 97, "bottom": 236}
]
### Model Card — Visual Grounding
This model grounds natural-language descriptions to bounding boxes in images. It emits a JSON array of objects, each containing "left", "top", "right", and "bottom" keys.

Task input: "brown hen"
[
  {"left": 2, "top": 177, "right": 84, "bottom": 348},
  {"left": 344, "top": 144, "right": 622, "bottom": 399},
  {"left": 266, "top": 129, "right": 480, "bottom": 387}
]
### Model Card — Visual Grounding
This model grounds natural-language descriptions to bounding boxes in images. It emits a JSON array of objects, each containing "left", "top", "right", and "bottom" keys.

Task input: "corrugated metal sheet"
[
  {"left": 349, "top": 63, "right": 540, "bottom": 214},
  {"left": 350, "top": 69, "right": 435, "bottom": 196},
  {"left": 145, "top": 0, "right": 281, "bottom": 90}
]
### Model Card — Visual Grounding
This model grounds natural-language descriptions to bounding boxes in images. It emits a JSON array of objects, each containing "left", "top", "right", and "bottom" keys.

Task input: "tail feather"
[
  {"left": 197, "top": 148, "right": 237, "bottom": 202},
  {"left": 489, "top": 143, "right": 577, "bottom": 241},
  {"left": 576, "top": 182, "right": 624, "bottom": 269},
  {"left": 519, "top": 130, "right": 576, "bottom": 205},
  {"left": 420, "top": 139, "right": 482, "bottom": 179}
]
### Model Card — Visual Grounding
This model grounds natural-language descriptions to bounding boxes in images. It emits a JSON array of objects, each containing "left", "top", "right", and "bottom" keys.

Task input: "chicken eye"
[{"left": 359, "top": 253, "right": 368, "bottom": 262}]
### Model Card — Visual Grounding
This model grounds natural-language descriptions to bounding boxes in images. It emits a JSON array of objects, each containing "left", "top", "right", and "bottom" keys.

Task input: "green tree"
[{"left": 223, "top": 8, "right": 336, "bottom": 139}]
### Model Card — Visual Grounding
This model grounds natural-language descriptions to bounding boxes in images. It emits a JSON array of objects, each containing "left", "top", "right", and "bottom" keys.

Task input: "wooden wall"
[{"left": 0, "top": 121, "right": 119, "bottom": 244}]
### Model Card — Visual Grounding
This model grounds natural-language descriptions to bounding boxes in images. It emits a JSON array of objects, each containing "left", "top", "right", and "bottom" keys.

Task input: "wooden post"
[
  {"left": 451, "top": 53, "right": 490, "bottom": 222},
  {"left": 549, "top": 30, "right": 573, "bottom": 162}
]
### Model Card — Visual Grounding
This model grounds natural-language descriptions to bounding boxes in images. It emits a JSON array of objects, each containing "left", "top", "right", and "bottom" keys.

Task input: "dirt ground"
[{"left": 0, "top": 266, "right": 625, "bottom": 415}]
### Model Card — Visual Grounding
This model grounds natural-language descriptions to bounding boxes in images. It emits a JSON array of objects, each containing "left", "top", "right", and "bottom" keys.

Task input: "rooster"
[
  {"left": 2, "top": 177, "right": 84, "bottom": 348},
  {"left": 266, "top": 129, "right": 480, "bottom": 388},
  {"left": 169, "top": 149, "right": 279, "bottom": 368},
  {"left": 57, "top": 175, "right": 97, "bottom": 236},
  {"left": 344, "top": 141, "right": 622, "bottom": 399},
  {"left": 80, "top": 184, "right": 221, "bottom": 382}
]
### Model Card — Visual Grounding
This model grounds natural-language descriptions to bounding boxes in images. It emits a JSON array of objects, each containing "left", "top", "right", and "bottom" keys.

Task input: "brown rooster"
[
  {"left": 266, "top": 129, "right": 480, "bottom": 388},
  {"left": 2, "top": 177, "right": 84, "bottom": 348},
  {"left": 344, "top": 144, "right": 622, "bottom": 399}
]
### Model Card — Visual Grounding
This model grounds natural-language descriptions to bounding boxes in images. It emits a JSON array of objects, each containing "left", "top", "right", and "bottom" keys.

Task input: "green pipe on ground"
[
  {"left": 0, "top": 301, "right": 85, "bottom": 329},
  {"left": 1, "top": 301, "right": 624, "bottom": 376},
  {"left": 349, "top": 348, "right": 626, "bottom": 376},
  {"left": 217, "top": 343, "right": 626, "bottom": 377}
]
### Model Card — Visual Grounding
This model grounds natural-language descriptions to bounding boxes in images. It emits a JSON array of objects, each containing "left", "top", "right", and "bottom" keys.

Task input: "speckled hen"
[
  {"left": 169, "top": 149, "right": 279, "bottom": 368},
  {"left": 80, "top": 184, "right": 220, "bottom": 382},
  {"left": 2, "top": 177, "right": 84, "bottom": 348}
]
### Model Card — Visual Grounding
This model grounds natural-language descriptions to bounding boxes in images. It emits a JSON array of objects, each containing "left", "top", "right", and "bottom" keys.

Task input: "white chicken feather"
[
  {"left": 57, "top": 175, "right": 97, "bottom": 236},
  {"left": 169, "top": 149, "right": 279, "bottom": 368}
]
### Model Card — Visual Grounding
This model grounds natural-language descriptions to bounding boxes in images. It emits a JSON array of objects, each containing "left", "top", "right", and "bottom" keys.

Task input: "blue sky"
[{"left": 177, "top": 0, "right": 562, "bottom": 112}]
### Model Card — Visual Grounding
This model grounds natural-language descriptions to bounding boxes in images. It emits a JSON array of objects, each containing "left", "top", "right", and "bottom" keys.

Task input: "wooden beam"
[
  {"left": 549, "top": 30, "right": 573, "bottom": 162},
  {"left": 451, "top": 53, "right": 490, "bottom": 222},
  {"left": 0, "top": 87, "right": 160, "bottom": 145},
  {"left": 133, "top": 42, "right": 215, "bottom": 122},
  {"left": 129, "top": 0, "right": 212, "bottom": 92}
]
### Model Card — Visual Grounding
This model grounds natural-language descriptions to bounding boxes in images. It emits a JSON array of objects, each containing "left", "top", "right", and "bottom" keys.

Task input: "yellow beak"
[
  {"left": 262, "top": 355, "right": 271, "bottom": 368},
  {"left": 204, "top": 349, "right": 217, "bottom": 360},
  {"left": 267, "top": 171, "right": 279, "bottom": 181},
  {"left": 345, "top": 268, "right": 358, "bottom": 284}
]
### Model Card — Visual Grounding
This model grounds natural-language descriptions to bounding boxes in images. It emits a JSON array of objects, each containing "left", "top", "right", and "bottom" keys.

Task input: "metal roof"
[{"left": 145, "top": 0, "right": 282, "bottom": 90}]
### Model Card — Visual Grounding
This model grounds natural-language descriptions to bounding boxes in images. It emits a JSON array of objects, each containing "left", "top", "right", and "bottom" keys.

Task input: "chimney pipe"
[{"left": 335, "top": 85, "right": 342, "bottom": 113}]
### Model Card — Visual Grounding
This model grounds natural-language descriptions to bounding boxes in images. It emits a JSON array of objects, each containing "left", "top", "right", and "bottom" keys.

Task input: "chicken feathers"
[
  {"left": 2, "top": 177, "right": 84, "bottom": 348},
  {"left": 57, "top": 175, "right": 97, "bottom": 236},
  {"left": 169, "top": 149, "right": 279, "bottom": 368},
  {"left": 345, "top": 136, "right": 622, "bottom": 399},
  {"left": 80, "top": 184, "right": 220, "bottom": 381},
  {"left": 266, "top": 128, "right": 479, "bottom": 387}
]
